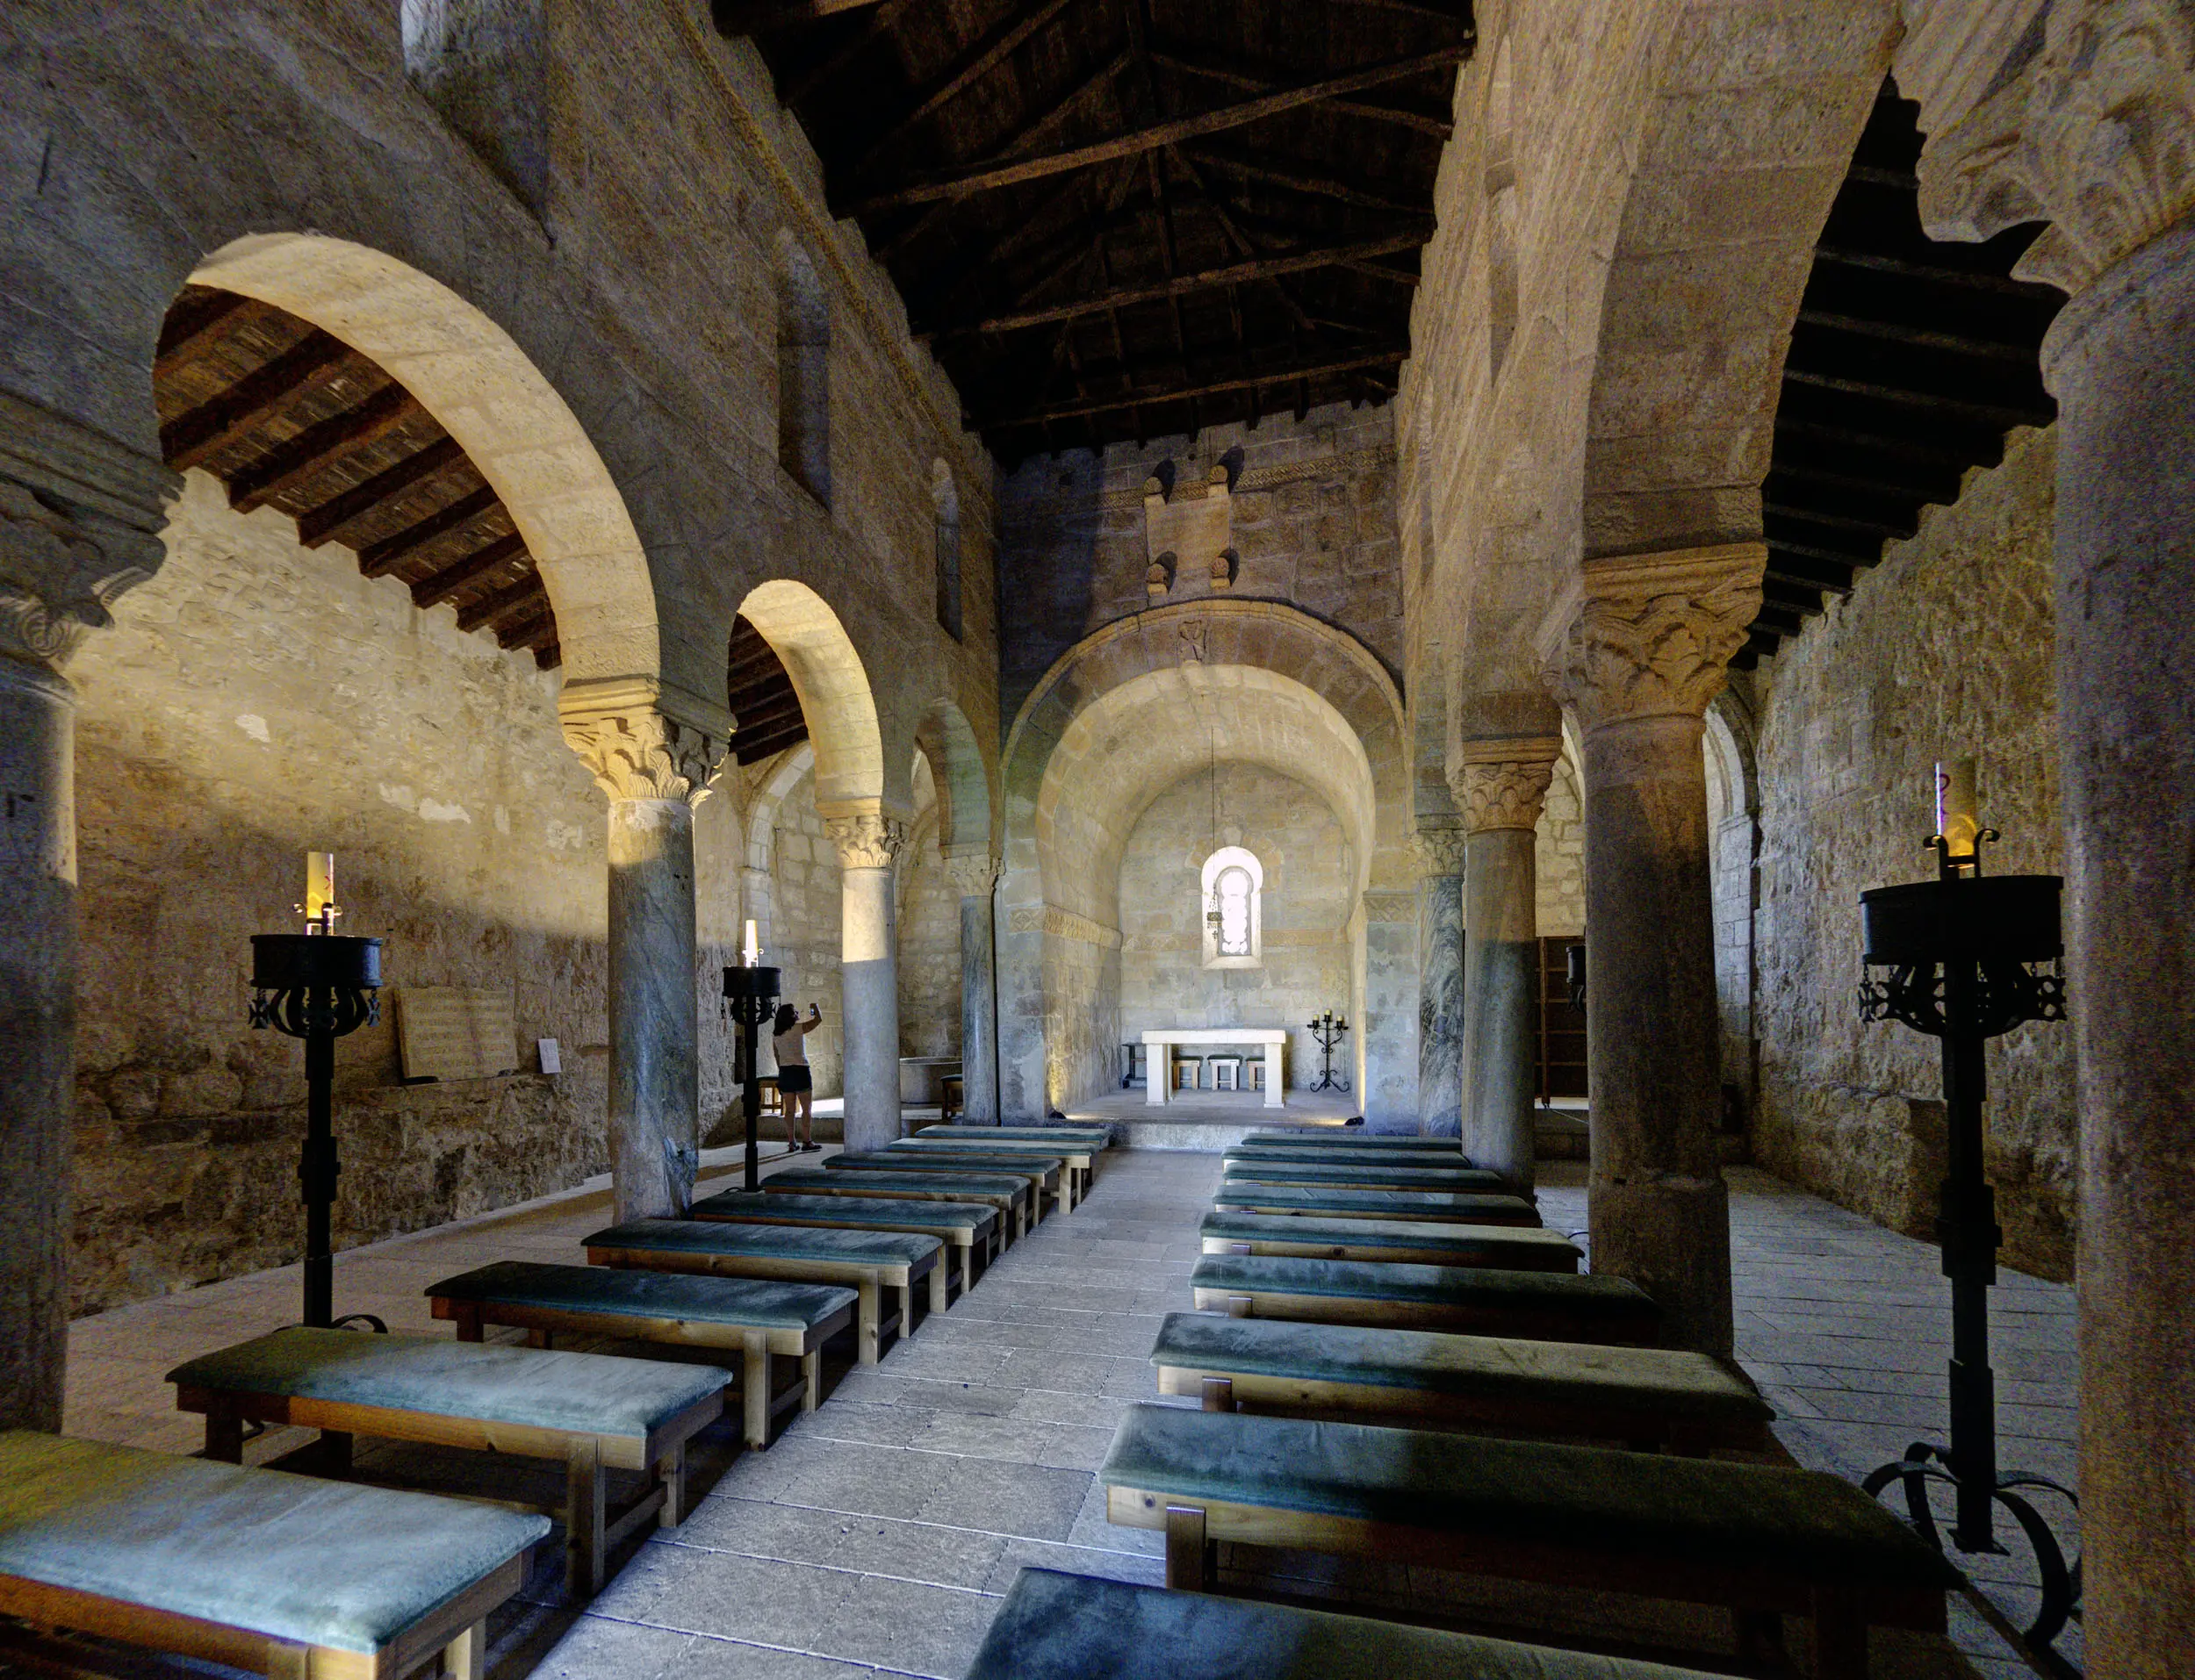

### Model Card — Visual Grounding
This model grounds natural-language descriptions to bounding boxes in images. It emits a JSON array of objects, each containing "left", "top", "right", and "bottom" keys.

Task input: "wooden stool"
[
  {"left": 1209, "top": 1055, "right": 1243, "bottom": 1091},
  {"left": 941, "top": 1074, "right": 964, "bottom": 1122},
  {"left": 759, "top": 1076, "right": 782, "bottom": 1116},
  {"left": 1172, "top": 1054, "right": 1205, "bottom": 1092}
]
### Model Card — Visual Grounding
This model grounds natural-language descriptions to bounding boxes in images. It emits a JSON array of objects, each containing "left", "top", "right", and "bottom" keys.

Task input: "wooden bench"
[
  {"left": 168, "top": 1326, "right": 723, "bottom": 1598},
  {"left": 1221, "top": 1159, "right": 1515, "bottom": 1194},
  {"left": 1190, "top": 1254, "right": 1662, "bottom": 1344},
  {"left": 917, "top": 1123, "right": 1112, "bottom": 1151},
  {"left": 1211, "top": 1185, "right": 1540, "bottom": 1227},
  {"left": 1225, "top": 1145, "right": 1497, "bottom": 1179},
  {"left": 1150, "top": 1312, "right": 1773, "bottom": 1453},
  {"left": 694, "top": 1187, "right": 999, "bottom": 1298},
  {"left": 965, "top": 1566, "right": 1730, "bottom": 1680},
  {"left": 1203, "top": 1212, "right": 1582, "bottom": 1271},
  {"left": 788, "top": 1162, "right": 1036, "bottom": 1238},
  {"left": 0, "top": 1431, "right": 548, "bottom": 1680},
  {"left": 887, "top": 1136, "right": 1097, "bottom": 1207},
  {"left": 1240, "top": 1131, "right": 1465, "bottom": 1152},
  {"left": 826, "top": 1150, "right": 1065, "bottom": 1223},
  {"left": 424, "top": 1260, "right": 854, "bottom": 1450},
  {"left": 586, "top": 1217, "right": 943, "bottom": 1364},
  {"left": 1101, "top": 1405, "right": 1961, "bottom": 1680}
]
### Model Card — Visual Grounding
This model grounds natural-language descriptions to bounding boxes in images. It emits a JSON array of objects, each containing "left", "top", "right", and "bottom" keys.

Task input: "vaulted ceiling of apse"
[{"left": 724, "top": 0, "right": 1470, "bottom": 457}]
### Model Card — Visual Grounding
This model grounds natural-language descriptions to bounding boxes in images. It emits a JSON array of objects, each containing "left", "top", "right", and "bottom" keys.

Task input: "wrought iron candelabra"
[
  {"left": 724, "top": 962, "right": 782, "bottom": 1192},
  {"left": 1855, "top": 825, "right": 2078, "bottom": 1673},
  {"left": 1305, "top": 1011, "right": 1350, "bottom": 1093},
  {"left": 247, "top": 928, "right": 383, "bottom": 1330}
]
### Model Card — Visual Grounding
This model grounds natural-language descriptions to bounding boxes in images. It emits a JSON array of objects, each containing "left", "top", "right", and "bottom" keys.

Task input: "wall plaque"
[{"left": 397, "top": 986, "right": 519, "bottom": 1081}]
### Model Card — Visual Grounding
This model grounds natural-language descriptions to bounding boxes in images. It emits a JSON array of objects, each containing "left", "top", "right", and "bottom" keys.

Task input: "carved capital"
[
  {"left": 0, "top": 392, "right": 178, "bottom": 673},
  {"left": 1538, "top": 544, "right": 1762, "bottom": 732},
  {"left": 1910, "top": 0, "right": 2195, "bottom": 291},
  {"left": 559, "top": 676, "right": 731, "bottom": 806},
  {"left": 1410, "top": 824, "right": 1470, "bottom": 878},
  {"left": 942, "top": 850, "right": 1001, "bottom": 899},
  {"left": 827, "top": 812, "right": 906, "bottom": 871},
  {"left": 1450, "top": 737, "right": 1562, "bottom": 833}
]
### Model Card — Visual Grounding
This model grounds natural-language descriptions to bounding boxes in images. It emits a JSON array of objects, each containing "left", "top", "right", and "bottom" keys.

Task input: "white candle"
[
  {"left": 742, "top": 918, "right": 761, "bottom": 966},
  {"left": 305, "top": 851, "right": 335, "bottom": 926},
  {"left": 1935, "top": 760, "right": 1978, "bottom": 859}
]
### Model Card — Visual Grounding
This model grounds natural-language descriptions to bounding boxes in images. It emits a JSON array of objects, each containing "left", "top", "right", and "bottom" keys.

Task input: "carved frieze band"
[
  {"left": 1410, "top": 825, "right": 1470, "bottom": 879},
  {"left": 1005, "top": 903, "right": 1124, "bottom": 949},
  {"left": 1909, "top": 0, "right": 2195, "bottom": 292},
  {"left": 943, "top": 851, "right": 1002, "bottom": 899},
  {"left": 1452, "top": 736, "right": 1563, "bottom": 834},
  {"left": 827, "top": 812, "right": 907, "bottom": 871},
  {"left": 1540, "top": 544, "right": 1763, "bottom": 732},
  {"left": 0, "top": 392, "right": 180, "bottom": 672}
]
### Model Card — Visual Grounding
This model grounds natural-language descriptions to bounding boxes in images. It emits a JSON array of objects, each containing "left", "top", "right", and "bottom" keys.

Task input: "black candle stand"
[
  {"left": 724, "top": 964, "right": 782, "bottom": 1192},
  {"left": 1855, "top": 832, "right": 2079, "bottom": 1672},
  {"left": 1305, "top": 1011, "right": 1350, "bottom": 1093},
  {"left": 248, "top": 932, "right": 384, "bottom": 1331}
]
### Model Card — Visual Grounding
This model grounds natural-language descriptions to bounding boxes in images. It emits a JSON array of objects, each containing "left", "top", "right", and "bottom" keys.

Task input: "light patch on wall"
[
  {"left": 234, "top": 714, "right": 271, "bottom": 743},
  {"left": 379, "top": 782, "right": 417, "bottom": 811},
  {"left": 419, "top": 799, "right": 472, "bottom": 823},
  {"left": 546, "top": 819, "right": 586, "bottom": 852},
  {"left": 494, "top": 806, "right": 511, "bottom": 834}
]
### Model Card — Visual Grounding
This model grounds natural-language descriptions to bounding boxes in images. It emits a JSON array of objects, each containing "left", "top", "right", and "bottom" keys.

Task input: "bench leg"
[
  {"left": 856, "top": 1280, "right": 881, "bottom": 1365},
  {"left": 566, "top": 1439, "right": 607, "bottom": 1600},
  {"left": 204, "top": 1401, "right": 243, "bottom": 1465},
  {"left": 658, "top": 1440, "right": 687, "bottom": 1528},
  {"left": 441, "top": 1619, "right": 486, "bottom": 1680},
  {"left": 743, "top": 1334, "right": 771, "bottom": 1449},
  {"left": 318, "top": 1429, "right": 353, "bottom": 1473},
  {"left": 899, "top": 1283, "right": 917, "bottom": 1344},
  {"left": 1015, "top": 1203, "right": 1028, "bottom": 1241},
  {"left": 1225, "top": 1295, "right": 1252, "bottom": 1318},
  {"left": 1163, "top": 1505, "right": 1211, "bottom": 1592},
  {"left": 802, "top": 1349, "right": 822, "bottom": 1411},
  {"left": 930, "top": 1259, "right": 949, "bottom": 1317},
  {"left": 452, "top": 1303, "right": 485, "bottom": 1342},
  {"left": 1200, "top": 1376, "right": 1235, "bottom": 1413},
  {"left": 961, "top": 1243, "right": 975, "bottom": 1298},
  {"left": 1811, "top": 1583, "right": 1868, "bottom": 1680},
  {"left": 525, "top": 1327, "right": 551, "bottom": 1350}
]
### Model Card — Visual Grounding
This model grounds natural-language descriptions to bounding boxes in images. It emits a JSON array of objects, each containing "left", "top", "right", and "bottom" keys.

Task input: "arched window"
[
  {"left": 1200, "top": 845, "right": 1263, "bottom": 970},
  {"left": 776, "top": 239, "right": 831, "bottom": 506},
  {"left": 932, "top": 460, "right": 962, "bottom": 640}
]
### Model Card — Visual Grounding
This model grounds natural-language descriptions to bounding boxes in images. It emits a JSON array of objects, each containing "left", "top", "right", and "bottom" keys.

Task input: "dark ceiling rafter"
[
  {"left": 728, "top": 614, "right": 810, "bottom": 765},
  {"left": 1738, "top": 84, "right": 2062, "bottom": 669},
  {"left": 152, "top": 285, "right": 561, "bottom": 669},
  {"left": 738, "top": 0, "right": 1467, "bottom": 453}
]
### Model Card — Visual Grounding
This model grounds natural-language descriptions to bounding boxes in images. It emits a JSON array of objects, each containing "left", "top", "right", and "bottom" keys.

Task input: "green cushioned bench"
[
  {"left": 825, "top": 1152, "right": 1062, "bottom": 1226},
  {"left": 1241, "top": 1131, "right": 1465, "bottom": 1152},
  {"left": 586, "top": 1217, "right": 942, "bottom": 1365},
  {"left": 917, "top": 1123, "right": 1111, "bottom": 1150},
  {"left": 1212, "top": 1185, "right": 1540, "bottom": 1227},
  {"left": 1190, "top": 1255, "right": 1662, "bottom": 1344},
  {"left": 0, "top": 1432, "right": 548, "bottom": 1680},
  {"left": 694, "top": 1188, "right": 998, "bottom": 1297},
  {"left": 1222, "top": 1159, "right": 1514, "bottom": 1194},
  {"left": 1101, "top": 1405, "right": 1961, "bottom": 1680},
  {"left": 885, "top": 1137, "right": 1094, "bottom": 1207},
  {"left": 767, "top": 1166, "right": 1033, "bottom": 1242},
  {"left": 168, "top": 1327, "right": 723, "bottom": 1598},
  {"left": 423, "top": 1260, "right": 854, "bottom": 1450},
  {"left": 1203, "top": 1212, "right": 1581, "bottom": 1271},
  {"left": 1150, "top": 1313, "right": 1773, "bottom": 1453},
  {"left": 966, "top": 1567, "right": 1728, "bottom": 1680},
  {"left": 1225, "top": 1145, "right": 1496, "bottom": 1180}
]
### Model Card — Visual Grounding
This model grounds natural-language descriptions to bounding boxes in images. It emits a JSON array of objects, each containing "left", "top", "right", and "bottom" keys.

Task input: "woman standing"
[{"left": 772, "top": 1002, "right": 824, "bottom": 1152}]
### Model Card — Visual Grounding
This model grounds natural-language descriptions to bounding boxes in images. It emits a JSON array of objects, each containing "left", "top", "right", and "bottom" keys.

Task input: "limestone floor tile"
[
  {"left": 910, "top": 1454, "right": 1091, "bottom": 1541},
  {"left": 591, "top": 1544, "right": 855, "bottom": 1651},
  {"left": 532, "top": 1613, "right": 881, "bottom": 1680},
  {"left": 670, "top": 1499, "right": 1006, "bottom": 1592},
  {"left": 803, "top": 1573, "right": 997, "bottom": 1676}
]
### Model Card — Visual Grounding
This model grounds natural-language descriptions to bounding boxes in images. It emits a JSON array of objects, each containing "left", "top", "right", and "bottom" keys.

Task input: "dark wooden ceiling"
[
  {"left": 728, "top": 614, "right": 809, "bottom": 765},
  {"left": 153, "top": 287, "right": 561, "bottom": 668},
  {"left": 1741, "top": 85, "right": 2063, "bottom": 667},
  {"left": 726, "top": 0, "right": 1472, "bottom": 456}
]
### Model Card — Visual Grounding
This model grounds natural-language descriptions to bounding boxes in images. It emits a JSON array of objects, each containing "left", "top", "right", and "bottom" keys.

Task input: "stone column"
[
  {"left": 1412, "top": 826, "right": 1468, "bottom": 1138},
  {"left": 563, "top": 683, "right": 729, "bottom": 1224},
  {"left": 945, "top": 851, "right": 1001, "bottom": 1124},
  {"left": 1453, "top": 740, "right": 1560, "bottom": 1193},
  {"left": 1541, "top": 545, "right": 1760, "bottom": 1356},
  {"left": 1908, "top": 19, "right": 2195, "bottom": 1662},
  {"left": 0, "top": 393, "right": 176, "bottom": 1431},
  {"left": 830, "top": 812, "right": 906, "bottom": 1152}
]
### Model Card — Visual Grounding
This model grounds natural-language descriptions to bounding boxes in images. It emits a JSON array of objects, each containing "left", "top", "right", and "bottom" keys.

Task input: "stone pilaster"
[
  {"left": 944, "top": 851, "right": 1002, "bottom": 1125},
  {"left": 561, "top": 678, "right": 730, "bottom": 1224},
  {"left": 1411, "top": 824, "right": 1469, "bottom": 1139},
  {"left": 1541, "top": 542, "right": 1760, "bottom": 1356},
  {"left": 1454, "top": 738, "right": 1561, "bottom": 1193},
  {"left": 0, "top": 391, "right": 178, "bottom": 1432},
  {"left": 829, "top": 810, "right": 908, "bottom": 1151}
]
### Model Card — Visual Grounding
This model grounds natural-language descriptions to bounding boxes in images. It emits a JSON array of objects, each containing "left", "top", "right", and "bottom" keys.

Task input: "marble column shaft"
[
  {"left": 946, "top": 852, "right": 1001, "bottom": 1125},
  {"left": 1413, "top": 827, "right": 1468, "bottom": 1139},
  {"left": 1543, "top": 546, "right": 1760, "bottom": 1356},
  {"left": 832, "top": 814, "right": 905, "bottom": 1153},
  {"left": 1456, "top": 747, "right": 1558, "bottom": 1193},
  {"left": 2044, "top": 220, "right": 2195, "bottom": 1673}
]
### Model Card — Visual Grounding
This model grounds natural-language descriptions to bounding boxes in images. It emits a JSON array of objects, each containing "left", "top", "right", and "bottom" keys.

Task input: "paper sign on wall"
[{"left": 396, "top": 987, "right": 518, "bottom": 1082}]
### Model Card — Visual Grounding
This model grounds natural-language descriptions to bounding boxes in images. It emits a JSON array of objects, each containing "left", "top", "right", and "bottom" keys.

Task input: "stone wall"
[
  {"left": 1119, "top": 767, "right": 1355, "bottom": 1088},
  {"left": 896, "top": 835, "right": 962, "bottom": 1059},
  {"left": 764, "top": 765, "right": 845, "bottom": 1096},
  {"left": 1536, "top": 750, "right": 1586, "bottom": 939},
  {"left": 1752, "top": 427, "right": 2072, "bottom": 1278},
  {"left": 66, "top": 475, "right": 626, "bottom": 1313}
]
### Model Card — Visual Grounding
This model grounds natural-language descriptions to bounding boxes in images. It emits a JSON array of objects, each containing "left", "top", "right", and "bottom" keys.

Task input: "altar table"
[{"left": 1142, "top": 1028, "right": 1286, "bottom": 1108}]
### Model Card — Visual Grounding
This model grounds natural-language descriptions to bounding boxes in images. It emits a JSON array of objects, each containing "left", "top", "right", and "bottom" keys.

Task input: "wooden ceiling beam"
[
  {"left": 850, "top": 0, "right": 1073, "bottom": 176},
  {"left": 456, "top": 573, "right": 550, "bottom": 633},
  {"left": 781, "top": 0, "right": 917, "bottom": 103},
  {"left": 1764, "top": 560, "right": 1855, "bottom": 598},
  {"left": 731, "top": 690, "right": 808, "bottom": 736},
  {"left": 228, "top": 383, "right": 423, "bottom": 513},
  {"left": 297, "top": 435, "right": 464, "bottom": 549},
  {"left": 1810, "top": 245, "right": 2060, "bottom": 299},
  {"left": 974, "top": 348, "right": 1406, "bottom": 427},
  {"left": 736, "top": 722, "right": 812, "bottom": 764},
  {"left": 1148, "top": 46, "right": 1454, "bottom": 139},
  {"left": 160, "top": 331, "right": 354, "bottom": 470},
  {"left": 358, "top": 485, "right": 499, "bottom": 578},
  {"left": 411, "top": 533, "right": 529, "bottom": 608},
  {"left": 500, "top": 613, "right": 562, "bottom": 653},
  {"left": 1780, "top": 367, "right": 2052, "bottom": 431},
  {"left": 852, "top": 43, "right": 1469, "bottom": 213},
  {"left": 155, "top": 290, "right": 257, "bottom": 376},
  {"left": 1176, "top": 143, "right": 1429, "bottom": 216},
  {"left": 1795, "top": 307, "right": 2040, "bottom": 363},
  {"left": 713, "top": 0, "right": 886, "bottom": 34}
]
